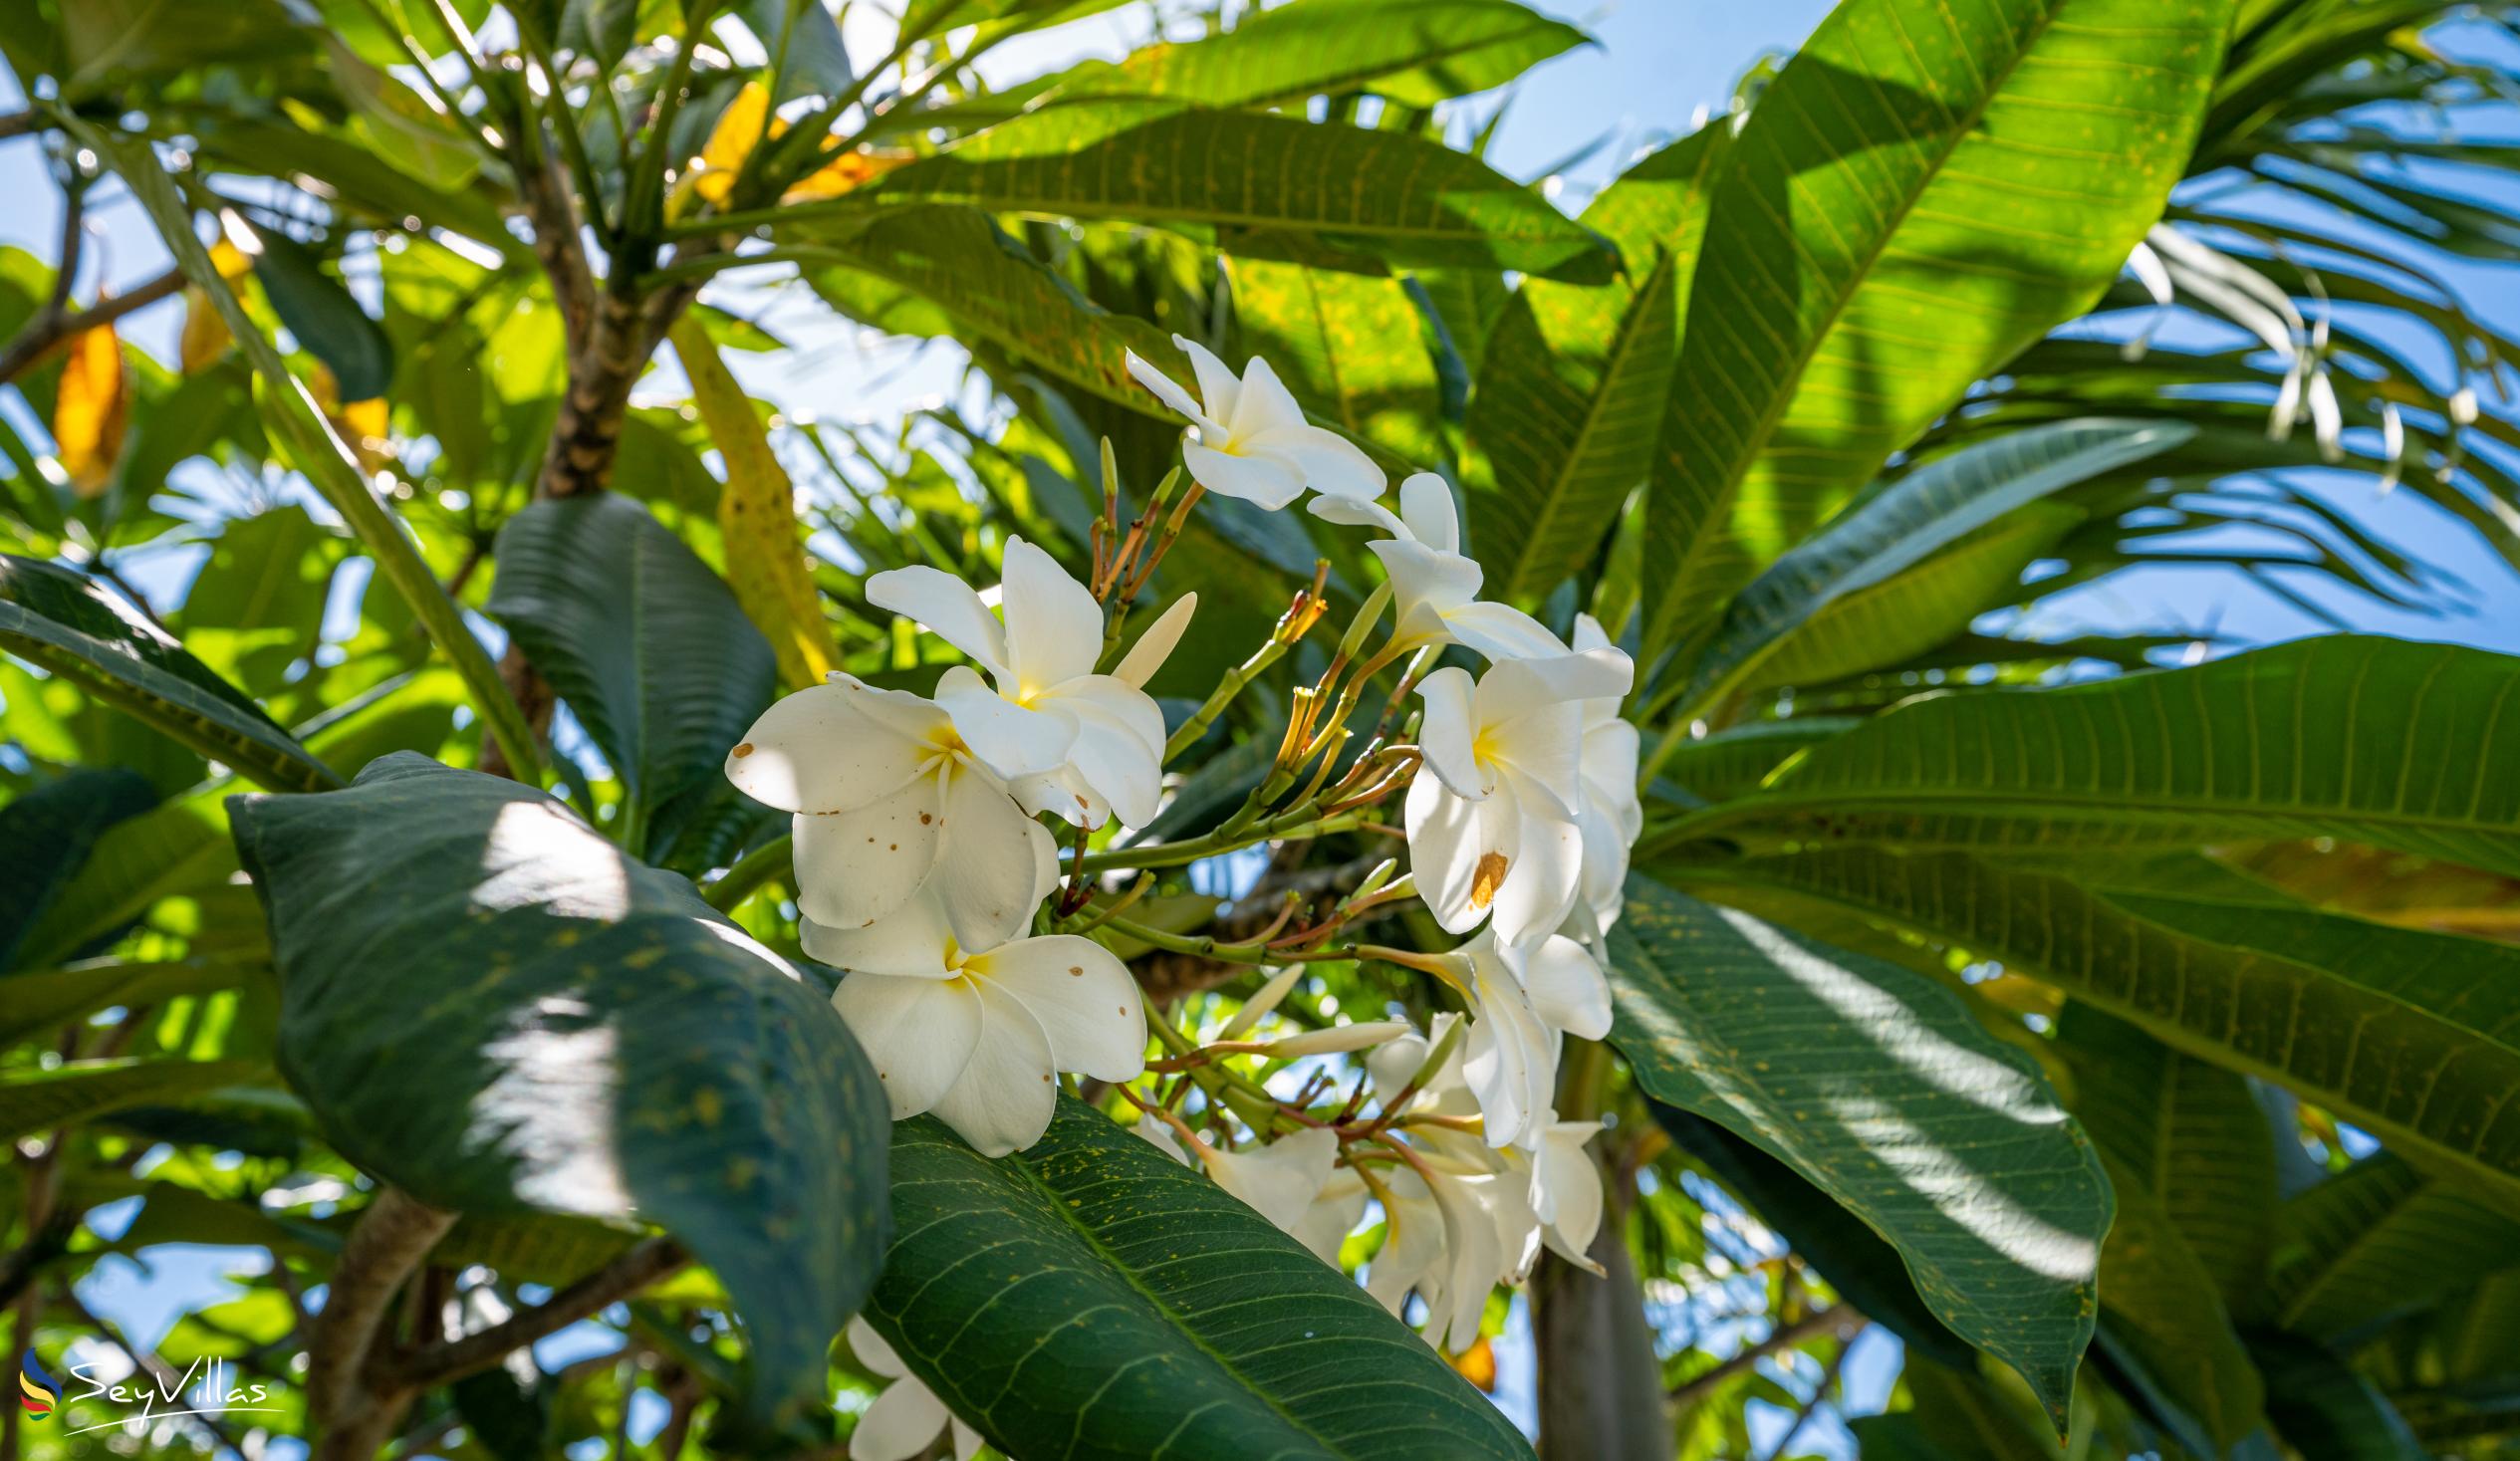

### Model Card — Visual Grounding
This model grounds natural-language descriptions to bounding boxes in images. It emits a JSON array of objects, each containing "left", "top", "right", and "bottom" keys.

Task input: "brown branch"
[
  {"left": 382, "top": 1237, "right": 688, "bottom": 1390},
  {"left": 309, "top": 1188, "right": 457, "bottom": 1461},
  {"left": 0, "top": 112, "right": 42, "bottom": 142},
  {"left": 1666, "top": 1304, "right": 1858, "bottom": 1408}
]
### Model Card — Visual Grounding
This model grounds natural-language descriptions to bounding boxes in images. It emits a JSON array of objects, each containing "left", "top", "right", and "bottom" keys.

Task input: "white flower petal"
[
  {"left": 804, "top": 882, "right": 959, "bottom": 977},
  {"left": 1010, "top": 764, "right": 1109, "bottom": 830},
  {"left": 927, "top": 770, "right": 1058, "bottom": 950},
  {"left": 1293, "top": 1167, "right": 1369, "bottom": 1264},
  {"left": 1113, "top": 592, "right": 1196, "bottom": 688},
  {"left": 934, "top": 664, "right": 1076, "bottom": 780},
  {"left": 1518, "top": 934, "right": 1613, "bottom": 1042},
  {"left": 830, "top": 972, "right": 982, "bottom": 1119},
  {"left": 951, "top": 1419, "right": 984, "bottom": 1461},
  {"left": 1000, "top": 537, "right": 1103, "bottom": 692},
  {"left": 1204, "top": 1126, "right": 1338, "bottom": 1234},
  {"left": 1491, "top": 714, "right": 1588, "bottom": 822},
  {"left": 1463, "top": 959, "right": 1555, "bottom": 1149},
  {"left": 1058, "top": 695, "right": 1164, "bottom": 829},
  {"left": 849, "top": 1371, "right": 951, "bottom": 1461},
  {"left": 1243, "top": 421, "right": 1386, "bottom": 501},
  {"left": 1182, "top": 440, "right": 1307, "bottom": 509},
  {"left": 1307, "top": 494, "right": 1406, "bottom": 536},
  {"left": 1443, "top": 600, "right": 1575, "bottom": 662},
  {"left": 1411, "top": 666, "right": 1485, "bottom": 797},
  {"left": 928, "top": 978, "right": 1060, "bottom": 1158},
  {"left": 793, "top": 771, "right": 945, "bottom": 929},
  {"left": 1488, "top": 809, "right": 1583, "bottom": 950},
  {"left": 972, "top": 934, "right": 1146, "bottom": 1082},
  {"left": 1397, "top": 473, "right": 1459, "bottom": 554},
  {"left": 1366, "top": 1168, "right": 1447, "bottom": 1320},
  {"left": 727, "top": 681, "right": 932, "bottom": 814},
  {"left": 1126, "top": 348, "right": 1222, "bottom": 436},
  {"left": 866, "top": 566, "right": 1010, "bottom": 679},
  {"left": 1171, "top": 335, "right": 1244, "bottom": 427},
  {"left": 1534, "top": 1123, "right": 1606, "bottom": 1271},
  {"left": 1374, "top": 539, "right": 1484, "bottom": 649},
  {"left": 1228, "top": 353, "right": 1309, "bottom": 438},
  {"left": 846, "top": 1316, "right": 906, "bottom": 1380},
  {"left": 1405, "top": 774, "right": 1523, "bottom": 935},
  {"left": 1478, "top": 648, "right": 1632, "bottom": 726}
]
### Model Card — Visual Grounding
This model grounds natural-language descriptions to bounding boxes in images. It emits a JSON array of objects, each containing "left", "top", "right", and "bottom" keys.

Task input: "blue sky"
[{"left": 5, "top": 0, "right": 2519, "bottom": 1455}]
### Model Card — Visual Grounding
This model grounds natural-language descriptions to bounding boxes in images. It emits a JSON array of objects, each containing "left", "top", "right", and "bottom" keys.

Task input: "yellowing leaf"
[
  {"left": 666, "top": 315, "right": 838, "bottom": 687},
  {"left": 53, "top": 316, "right": 126, "bottom": 498},
  {"left": 782, "top": 148, "right": 913, "bottom": 203},
  {"left": 1448, "top": 1336, "right": 1497, "bottom": 1392},
  {"left": 690, "top": 82, "right": 776, "bottom": 207},
  {"left": 208, "top": 239, "right": 252, "bottom": 281},
  {"left": 308, "top": 364, "right": 392, "bottom": 474},
  {"left": 179, "top": 287, "right": 230, "bottom": 372}
]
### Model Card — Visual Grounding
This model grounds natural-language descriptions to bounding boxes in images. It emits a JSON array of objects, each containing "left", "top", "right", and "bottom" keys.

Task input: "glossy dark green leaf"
[
  {"left": 0, "top": 957, "right": 263, "bottom": 1050},
  {"left": 1463, "top": 125, "right": 1721, "bottom": 603},
  {"left": 1638, "top": 0, "right": 2234, "bottom": 670},
  {"left": 1701, "top": 852, "right": 2520, "bottom": 1200},
  {"left": 733, "top": 0, "right": 852, "bottom": 101},
  {"left": 868, "top": 1098, "right": 1534, "bottom": 1461},
  {"left": 0, "top": 556, "right": 340, "bottom": 794},
  {"left": 0, "top": 768, "right": 156, "bottom": 970},
  {"left": 229, "top": 754, "right": 889, "bottom": 1427},
  {"left": 1607, "top": 876, "right": 2111, "bottom": 1426},
  {"left": 856, "top": 103, "right": 1617, "bottom": 281},
  {"left": 485, "top": 492, "right": 775, "bottom": 860},
  {"left": 2253, "top": 1333, "right": 2426, "bottom": 1460},
  {"left": 1678, "top": 419, "right": 2194, "bottom": 714},
  {"left": 2270, "top": 1151, "right": 2520, "bottom": 1340},
  {"left": 0, "top": 1058, "right": 269, "bottom": 1142},
  {"left": 249, "top": 227, "right": 395, "bottom": 401}
]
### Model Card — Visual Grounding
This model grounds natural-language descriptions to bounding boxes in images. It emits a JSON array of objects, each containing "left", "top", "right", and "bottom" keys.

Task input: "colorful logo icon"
[{"left": 18, "top": 1353, "right": 56, "bottom": 1420}]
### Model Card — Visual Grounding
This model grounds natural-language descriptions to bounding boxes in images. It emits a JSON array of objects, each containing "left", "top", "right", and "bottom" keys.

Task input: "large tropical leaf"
[
  {"left": 910, "top": 0, "right": 1588, "bottom": 128},
  {"left": 1670, "top": 636, "right": 2520, "bottom": 882},
  {"left": 1675, "top": 418, "right": 2194, "bottom": 716},
  {"left": 1606, "top": 875, "right": 2112, "bottom": 1425},
  {"left": 1462, "top": 127, "right": 1722, "bottom": 603},
  {"left": 2269, "top": 1151, "right": 2520, "bottom": 1340},
  {"left": 0, "top": 556, "right": 340, "bottom": 794},
  {"left": 851, "top": 103, "right": 1617, "bottom": 280},
  {"left": 1230, "top": 259, "right": 1445, "bottom": 469},
  {"left": 869, "top": 1099, "right": 1534, "bottom": 1460},
  {"left": 229, "top": 754, "right": 889, "bottom": 1427},
  {"left": 1638, "top": 0, "right": 2236, "bottom": 672},
  {"left": 0, "top": 768, "right": 156, "bottom": 971},
  {"left": 1692, "top": 851, "right": 2520, "bottom": 1198},
  {"left": 9, "top": 793, "right": 237, "bottom": 974},
  {"left": 0, "top": 1059, "right": 269, "bottom": 1142},
  {"left": 485, "top": 492, "right": 776, "bottom": 861}
]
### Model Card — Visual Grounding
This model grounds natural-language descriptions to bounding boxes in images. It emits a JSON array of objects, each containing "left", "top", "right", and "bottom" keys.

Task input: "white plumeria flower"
[
  {"left": 1310, "top": 473, "right": 1566, "bottom": 660},
  {"left": 727, "top": 675, "right": 1053, "bottom": 949},
  {"left": 1406, "top": 647, "right": 1633, "bottom": 946},
  {"left": 1367, "top": 1161, "right": 1534, "bottom": 1353},
  {"left": 866, "top": 539, "right": 1181, "bottom": 830},
  {"left": 816, "top": 856, "right": 1146, "bottom": 1158},
  {"left": 1133, "top": 1120, "right": 1360, "bottom": 1265},
  {"left": 1125, "top": 336, "right": 1385, "bottom": 510},
  {"left": 844, "top": 1318, "right": 982, "bottom": 1461},
  {"left": 1566, "top": 614, "right": 1643, "bottom": 946},
  {"left": 1449, "top": 931, "right": 1613, "bottom": 1150},
  {"left": 1524, "top": 1110, "right": 1607, "bottom": 1275}
]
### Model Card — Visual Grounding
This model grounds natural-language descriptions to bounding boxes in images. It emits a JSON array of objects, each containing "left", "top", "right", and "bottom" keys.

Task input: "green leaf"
[
  {"left": 0, "top": 958, "right": 264, "bottom": 1051},
  {"left": 1653, "top": 717, "right": 1862, "bottom": 807},
  {"left": 0, "top": 556, "right": 340, "bottom": 794},
  {"left": 799, "top": 206, "right": 1179, "bottom": 414},
  {"left": 2253, "top": 1333, "right": 2426, "bottom": 1460},
  {"left": 176, "top": 504, "right": 348, "bottom": 697},
  {"left": 1638, "top": 0, "right": 2235, "bottom": 671},
  {"left": 1606, "top": 875, "right": 2112, "bottom": 1425},
  {"left": 2056, "top": 1005, "right": 2276, "bottom": 1312},
  {"left": 856, "top": 103, "right": 1617, "bottom": 281},
  {"left": 2269, "top": 1151, "right": 2520, "bottom": 1339},
  {"left": 229, "top": 754, "right": 889, "bottom": 1427},
  {"left": 57, "top": 0, "right": 310, "bottom": 96},
  {"left": 1696, "top": 852, "right": 2520, "bottom": 1200},
  {"left": 869, "top": 1098, "right": 1534, "bottom": 1461},
  {"left": 1852, "top": 1354, "right": 2062, "bottom": 1460},
  {"left": 485, "top": 492, "right": 776, "bottom": 859},
  {"left": 11, "top": 794, "right": 237, "bottom": 973},
  {"left": 732, "top": 0, "right": 852, "bottom": 102},
  {"left": 2087, "top": 1147, "right": 2265, "bottom": 1447},
  {"left": 248, "top": 227, "right": 396, "bottom": 401},
  {"left": 0, "top": 1059, "right": 269, "bottom": 1142},
  {"left": 1678, "top": 419, "right": 2194, "bottom": 713},
  {"left": 917, "top": 0, "right": 1588, "bottom": 126},
  {"left": 1230, "top": 258, "right": 1444, "bottom": 467},
  {"left": 1682, "top": 637, "right": 2520, "bottom": 882},
  {"left": 0, "top": 768, "right": 157, "bottom": 970},
  {"left": 1463, "top": 126, "right": 1721, "bottom": 603}
]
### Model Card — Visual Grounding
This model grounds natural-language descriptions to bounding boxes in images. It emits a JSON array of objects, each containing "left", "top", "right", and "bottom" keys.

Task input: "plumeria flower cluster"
[{"left": 727, "top": 339, "right": 1648, "bottom": 1392}]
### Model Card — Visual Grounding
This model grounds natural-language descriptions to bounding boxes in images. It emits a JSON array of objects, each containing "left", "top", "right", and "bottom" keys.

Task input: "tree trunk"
[{"left": 1533, "top": 1224, "right": 1673, "bottom": 1461}]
